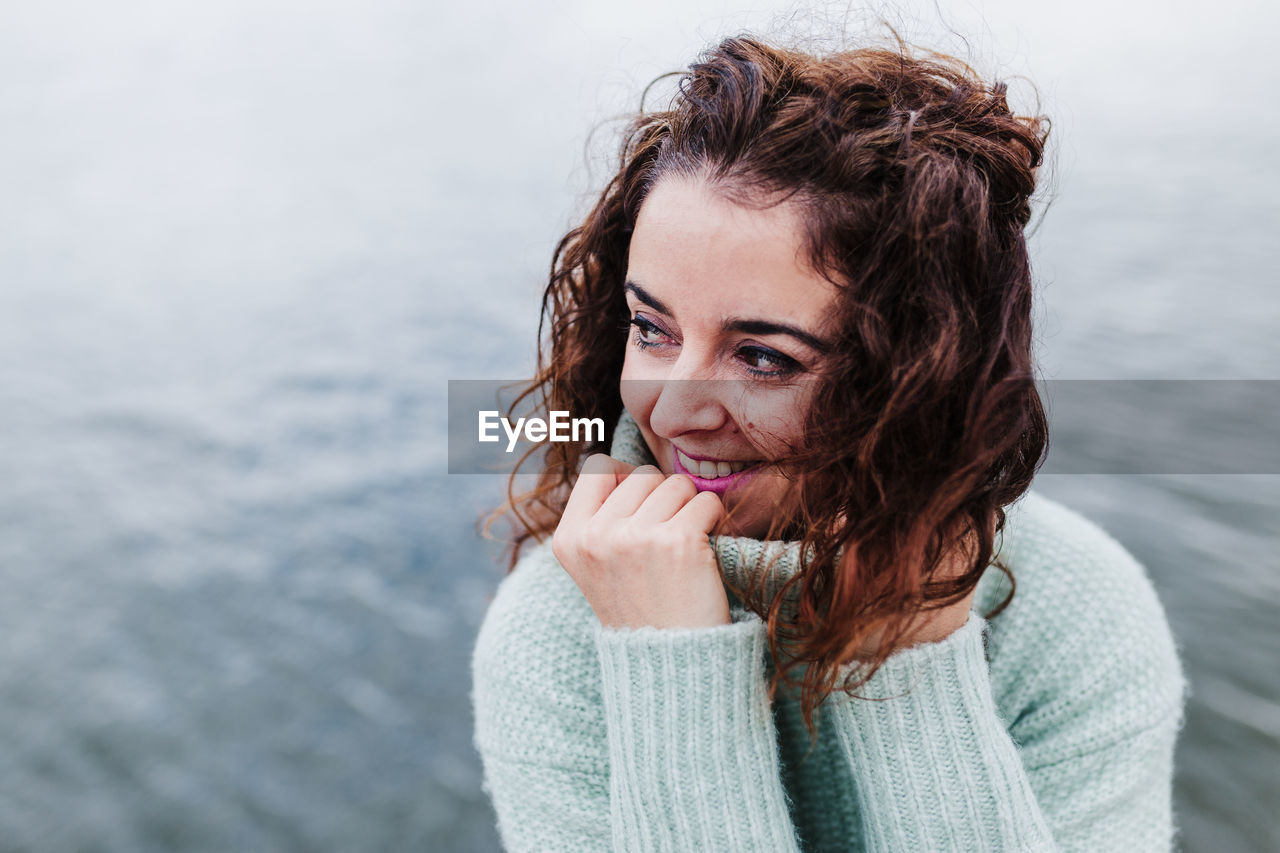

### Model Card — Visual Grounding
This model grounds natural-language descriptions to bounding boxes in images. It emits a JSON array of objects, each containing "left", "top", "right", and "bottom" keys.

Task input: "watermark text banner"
[{"left": 447, "top": 380, "right": 1280, "bottom": 475}]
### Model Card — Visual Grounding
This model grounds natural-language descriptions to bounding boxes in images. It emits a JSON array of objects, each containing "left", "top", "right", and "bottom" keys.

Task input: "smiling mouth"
[{"left": 674, "top": 448, "right": 762, "bottom": 480}]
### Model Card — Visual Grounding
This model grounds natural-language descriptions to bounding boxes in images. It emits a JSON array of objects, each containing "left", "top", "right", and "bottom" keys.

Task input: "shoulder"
[
  {"left": 977, "top": 490, "right": 1187, "bottom": 756},
  {"left": 981, "top": 490, "right": 1170, "bottom": 623},
  {"left": 470, "top": 539, "right": 605, "bottom": 767},
  {"left": 472, "top": 538, "right": 600, "bottom": 688}
]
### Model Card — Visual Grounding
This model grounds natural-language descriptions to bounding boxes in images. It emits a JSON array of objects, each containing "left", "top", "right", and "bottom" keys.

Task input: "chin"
[{"left": 718, "top": 484, "right": 789, "bottom": 539}]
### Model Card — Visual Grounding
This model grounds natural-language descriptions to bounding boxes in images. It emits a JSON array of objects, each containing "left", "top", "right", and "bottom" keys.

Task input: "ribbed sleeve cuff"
[
  {"left": 594, "top": 612, "right": 801, "bottom": 853},
  {"left": 830, "top": 612, "right": 1056, "bottom": 852}
]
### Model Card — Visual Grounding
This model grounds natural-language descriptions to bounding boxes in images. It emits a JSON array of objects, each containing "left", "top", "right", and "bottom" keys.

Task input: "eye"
[
  {"left": 738, "top": 345, "right": 802, "bottom": 378},
  {"left": 629, "top": 315, "right": 672, "bottom": 349}
]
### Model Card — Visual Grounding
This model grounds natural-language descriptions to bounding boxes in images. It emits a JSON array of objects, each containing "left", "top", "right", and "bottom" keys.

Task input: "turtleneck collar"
[{"left": 608, "top": 408, "right": 1020, "bottom": 636}]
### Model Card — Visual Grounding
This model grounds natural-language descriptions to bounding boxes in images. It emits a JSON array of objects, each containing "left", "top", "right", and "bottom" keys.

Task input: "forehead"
[{"left": 626, "top": 176, "right": 837, "bottom": 325}]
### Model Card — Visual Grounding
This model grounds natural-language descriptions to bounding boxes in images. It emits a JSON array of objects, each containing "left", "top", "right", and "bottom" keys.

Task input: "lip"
[{"left": 672, "top": 448, "right": 763, "bottom": 496}]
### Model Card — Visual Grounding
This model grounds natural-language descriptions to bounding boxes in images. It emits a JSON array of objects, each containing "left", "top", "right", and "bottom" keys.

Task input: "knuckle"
[
  {"left": 615, "top": 521, "right": 644, "bottom": 551},
  {"left": 551, "top": 530, "right": 563, "bottom": 558},
  {"left": 579, "top": 528, "right": 609, "bottom": 562},
  {"left": 551, "top": 528, "right": 576, "bottom": 564},
  {"left": 667, "top": 473, "right": 697, "bottom": 496},
  {"left": 694, "top": 490, "right": 723, "bottom": 511},
  {"left": 628, "top": 464, "right": 661, "bottom": 485},
  {"left": 582, "top": 453, "right": 613, "bottom": 474},
  {"left": 655, "top": 525, "right": 684, "bottom": 549}
]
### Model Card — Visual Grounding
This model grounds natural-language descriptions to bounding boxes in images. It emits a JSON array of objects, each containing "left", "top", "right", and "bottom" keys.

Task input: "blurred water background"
[{"left": 0, "top": 0, "right": 1276, "bottom": 850}]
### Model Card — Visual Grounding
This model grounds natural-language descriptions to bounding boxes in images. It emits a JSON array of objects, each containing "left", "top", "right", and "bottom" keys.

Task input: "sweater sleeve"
[
  {"left": 825, "top": 612, "right": 1057, "bottom": 850},
  {"left": 595, "top": 610, "right": 804, "bottom": 852},
  {"left": 472, "top": 546, "right": 804, "bottom": 852},
  {"left": 471, "top": 550, "right": 613, "bottom": 851},
  {"left": 821, "top": 609, "right": 1185, "bottom": 852}
]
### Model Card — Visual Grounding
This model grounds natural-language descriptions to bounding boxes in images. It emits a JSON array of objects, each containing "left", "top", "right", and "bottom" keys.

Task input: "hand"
[{"left": 552, "top": 454, "right": 730, "bottom": 629}]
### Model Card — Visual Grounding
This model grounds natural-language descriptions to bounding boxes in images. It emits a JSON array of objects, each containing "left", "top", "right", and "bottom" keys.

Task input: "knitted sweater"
[{"left": 471, "top": 413, "right": 1188, "bottom": 851}]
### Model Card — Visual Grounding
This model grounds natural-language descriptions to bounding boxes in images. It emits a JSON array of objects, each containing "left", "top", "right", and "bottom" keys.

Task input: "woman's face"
[{"left": 620, "top": 175, "right": 839, "bottom": 538}]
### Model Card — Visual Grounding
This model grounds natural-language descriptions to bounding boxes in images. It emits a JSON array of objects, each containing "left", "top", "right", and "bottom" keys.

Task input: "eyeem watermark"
[
  {"left": 449, "top": 378, "right": 1280, "bottom": 475},
  {"left": 448, "top": 381, "right": 613, "bottom": 474},
  {"left": 478, "top": 410, "right": 605, "bottom": 453}
]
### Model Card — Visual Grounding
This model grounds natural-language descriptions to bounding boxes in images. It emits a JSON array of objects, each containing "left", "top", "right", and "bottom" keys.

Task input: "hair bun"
[{"left": 892, "top": 69, "right": 1047, "bottom": 230}]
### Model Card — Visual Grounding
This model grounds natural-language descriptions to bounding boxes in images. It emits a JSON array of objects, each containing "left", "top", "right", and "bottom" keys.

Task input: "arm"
[
  {"left": 712, "top": 493, "right": 1187, "bottom": 853},
  {"left": 825, "top": 612, "right": 1057, "bottom": 851},
  {"left": 473, "top": 546, "right": 804, "bottom": 852},
  {"left": 472, "top": 549, "right": 612, "bottom": 851},
  {"left": 820, "top": 609, "right": 1184, "bottom": 852},
  {"left": 596, "top": 610, "right": 803, "bottom": 852}
]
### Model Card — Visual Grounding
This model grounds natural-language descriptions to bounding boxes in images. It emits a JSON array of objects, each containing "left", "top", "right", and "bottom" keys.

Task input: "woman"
[{"left": 472, "top": 34, "right": 1186, "bottom": 852}]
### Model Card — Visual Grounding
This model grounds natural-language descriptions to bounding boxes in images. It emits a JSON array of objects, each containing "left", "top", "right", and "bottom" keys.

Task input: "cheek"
[
  {"left": 619, "top": 358, "right": 659, "bottom": 429},
  {"left": 618, "top": 367, "right": 672, "bottom": 472},
  {"left": 736, "top": 386, "right": 812, "bottom": 457}
]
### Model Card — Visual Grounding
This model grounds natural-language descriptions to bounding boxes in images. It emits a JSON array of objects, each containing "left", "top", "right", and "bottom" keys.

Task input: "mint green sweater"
[{"left": 472, "top": 414, "right": 1188, "bottom": 851}]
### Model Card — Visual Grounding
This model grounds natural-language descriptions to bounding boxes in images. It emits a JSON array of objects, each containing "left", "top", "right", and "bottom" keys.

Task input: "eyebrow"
[
  {"left": 724, "top": 318, "right": 831, "bottom": 354},
  {"left": 625, "top": 279, "right": 832, "bottom": 354},
  {"left": 624, "top": 281, "right": 673, "bottom": 317}
]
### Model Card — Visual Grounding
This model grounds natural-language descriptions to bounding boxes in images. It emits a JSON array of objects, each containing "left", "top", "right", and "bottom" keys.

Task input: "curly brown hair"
[{"left": 492, "top": 33, "right": 1050, "bottom": 730}]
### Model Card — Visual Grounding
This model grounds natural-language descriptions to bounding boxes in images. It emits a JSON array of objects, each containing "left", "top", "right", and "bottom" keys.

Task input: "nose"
[{"left": 645, "top": 353, "right": 734, "bottom": 439}]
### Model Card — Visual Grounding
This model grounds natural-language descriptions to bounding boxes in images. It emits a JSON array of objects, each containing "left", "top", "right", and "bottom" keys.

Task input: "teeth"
[{"left": 676, "top": 449, "right": 759, "bottom": 479}]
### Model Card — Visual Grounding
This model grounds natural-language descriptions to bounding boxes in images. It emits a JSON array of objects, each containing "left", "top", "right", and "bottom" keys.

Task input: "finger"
[
  {"left": 596, "top": 464, "right": 666, "bottom": 520},
  {"left": 561, "top": 454, "right": 637, "bottom": 531},
  {"left": 631, "top": 474, "right": 698, "bottom": 525},
  {"left": 670, "top": 489, "right": 724, "bottom": 534}
]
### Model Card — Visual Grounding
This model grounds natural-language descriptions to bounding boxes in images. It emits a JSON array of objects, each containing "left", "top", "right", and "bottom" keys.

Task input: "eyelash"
[
  {"left": 627, "top": 316, "right": 667, "bottom": 350},
  {"left": 627, "top": 315, "right": 803, "bottom": 379}
]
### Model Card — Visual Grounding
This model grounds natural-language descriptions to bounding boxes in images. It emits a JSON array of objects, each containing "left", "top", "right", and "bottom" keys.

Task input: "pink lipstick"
[{"left": 672, "top": 448, "right": 763, "bottom": 496}]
